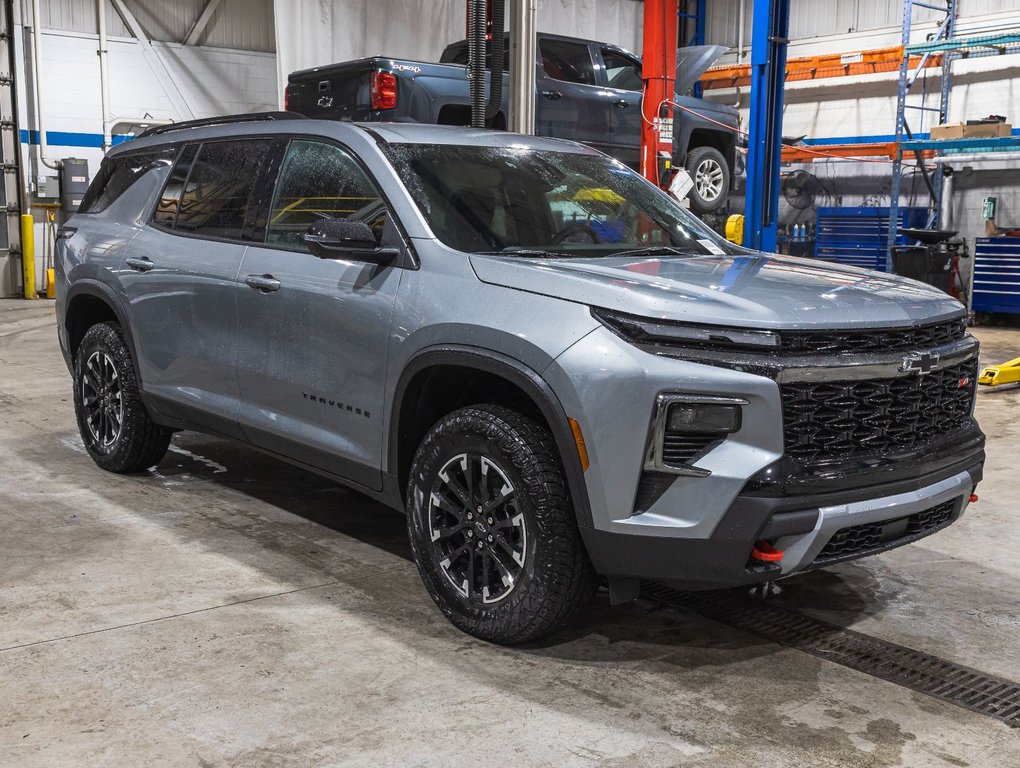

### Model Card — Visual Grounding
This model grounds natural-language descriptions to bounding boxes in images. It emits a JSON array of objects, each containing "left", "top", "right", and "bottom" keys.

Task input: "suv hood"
[
  {"left": 676, "top": 44, "right": 729, "bottom": 95},
  {"left": 469, "top": 252, "right": 964, "bottom": 329}
]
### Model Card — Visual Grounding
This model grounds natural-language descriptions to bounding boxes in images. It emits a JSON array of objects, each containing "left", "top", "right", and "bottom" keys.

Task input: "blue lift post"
[
  {"left": 743, "top": 0, "right": 790, "bottom": 252},
  {"left": 679, "top": 0, "right": 707, "bottom": 97}
]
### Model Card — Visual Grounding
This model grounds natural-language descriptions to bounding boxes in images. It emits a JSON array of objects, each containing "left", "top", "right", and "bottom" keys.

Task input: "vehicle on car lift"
[
  {"left": 56, "top": 114, "right": 983, "bottom": 644},
  {"left": 285, "top": 35, "right": 740, "bottom": 215}
]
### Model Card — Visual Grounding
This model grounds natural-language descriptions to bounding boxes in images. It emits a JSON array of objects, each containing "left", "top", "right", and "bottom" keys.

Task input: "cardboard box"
[
  {"left": 930, "top": 123, "right": 965, "bottom": 140},
  {"left": 929, "top": 121, "right": 1012, "bottom": 141}
]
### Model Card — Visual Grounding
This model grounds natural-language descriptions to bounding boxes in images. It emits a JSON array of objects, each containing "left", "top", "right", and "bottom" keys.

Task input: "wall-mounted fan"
[{"left": 782, "top": 170, "right": 821, "bottom": 210}]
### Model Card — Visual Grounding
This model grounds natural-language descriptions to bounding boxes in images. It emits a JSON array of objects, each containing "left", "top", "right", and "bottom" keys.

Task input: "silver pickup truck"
[
  {"left": 56, "top": 116, "right": 983, "bottom": 645},
  {"left": 286, "top": 34, "right": 740, "bottom": 214}
]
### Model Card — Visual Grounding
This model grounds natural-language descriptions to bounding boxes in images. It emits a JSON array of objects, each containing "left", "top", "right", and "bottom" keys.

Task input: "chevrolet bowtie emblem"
[{"left": 900, "top": 350, "right": 939, "bottom": 375}]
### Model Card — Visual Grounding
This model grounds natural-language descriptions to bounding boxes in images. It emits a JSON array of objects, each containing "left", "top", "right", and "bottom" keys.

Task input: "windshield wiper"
[
  {"left": 490, "top": 248, "right": 567, "bottom": 259},
  {"left": 610, "top": 246, "right": 698, "bottom": 259}
]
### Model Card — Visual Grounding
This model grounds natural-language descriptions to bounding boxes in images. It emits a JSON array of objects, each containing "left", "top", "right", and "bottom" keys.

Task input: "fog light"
[{"left": 667, "top": 403, "right": 742, "bottom": 434}]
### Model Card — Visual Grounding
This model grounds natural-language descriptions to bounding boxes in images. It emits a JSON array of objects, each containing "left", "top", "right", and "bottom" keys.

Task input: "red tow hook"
[
  {"left": 751, "top": 540, "right": 784, "bottom": 562},
  {"left": 969, "top": 493, "right": 979, "bottom": 503}
]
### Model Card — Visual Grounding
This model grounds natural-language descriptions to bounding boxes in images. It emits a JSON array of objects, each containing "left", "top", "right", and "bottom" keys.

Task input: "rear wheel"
[
  {"left": 72, "top": 322, "right": 170, "bottom": 473},
  {"left": 406, "top": 405, "right": 596, "bottom": 644},
  {"left": 685, "top": 146, "right": 731, "bottom": 214}
]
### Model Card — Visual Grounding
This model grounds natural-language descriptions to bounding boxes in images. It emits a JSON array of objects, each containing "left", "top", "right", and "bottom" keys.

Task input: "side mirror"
[{"left": 303, "top": 218, "right": 398, "bottom": 263}]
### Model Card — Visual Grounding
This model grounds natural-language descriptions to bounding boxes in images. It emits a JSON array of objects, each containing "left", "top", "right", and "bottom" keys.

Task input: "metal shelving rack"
[{"left": 887, "top": 0, "right": 1020, "bottom": 267}]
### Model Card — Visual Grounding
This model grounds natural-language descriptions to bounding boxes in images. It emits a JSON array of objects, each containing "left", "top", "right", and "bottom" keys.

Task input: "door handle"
[
  {"left": 541, "top": 90, "right": 562, "bottom": 100},
  {"left": 612, "top": 99, "right": 630, "bottom": 108},
  {"left": 125, "top": 256, "right": 155, "bottom": 272},
  {"left": 244, "top": 273, "right": 281, "bottom": 293}
]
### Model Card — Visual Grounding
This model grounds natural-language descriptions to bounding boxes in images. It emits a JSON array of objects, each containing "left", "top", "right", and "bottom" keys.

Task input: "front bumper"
[{"left": 580, "top": 455, "right": 982, "bottom": 590}]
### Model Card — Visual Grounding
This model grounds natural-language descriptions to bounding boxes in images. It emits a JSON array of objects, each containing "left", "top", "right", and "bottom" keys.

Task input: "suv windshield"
[{"left": 381, "top": 144, "right": 730, "bottom": 258}]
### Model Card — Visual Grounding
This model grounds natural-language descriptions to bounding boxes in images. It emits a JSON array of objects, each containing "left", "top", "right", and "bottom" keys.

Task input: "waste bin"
[{"left": 891, "top": 245, "right": 952, "bottom": 293}]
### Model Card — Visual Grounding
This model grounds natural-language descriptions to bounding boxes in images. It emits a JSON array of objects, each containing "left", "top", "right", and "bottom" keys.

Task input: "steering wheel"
[{"left": 552, "top": 222, "right": 603, "bottom": 244}]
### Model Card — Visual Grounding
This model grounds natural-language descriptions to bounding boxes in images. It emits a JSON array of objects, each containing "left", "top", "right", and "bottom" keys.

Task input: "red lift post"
[{"left": 641, "top": 0, "right": 679, "bottom": 187}]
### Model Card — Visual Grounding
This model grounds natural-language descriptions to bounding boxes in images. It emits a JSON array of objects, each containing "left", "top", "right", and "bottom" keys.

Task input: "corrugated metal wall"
[
  {"left": 38, "top": 0, "right": 275, "bottom": 51},
  {"left": 708, "top": 0, "right": 1017, "bottom": 49}
]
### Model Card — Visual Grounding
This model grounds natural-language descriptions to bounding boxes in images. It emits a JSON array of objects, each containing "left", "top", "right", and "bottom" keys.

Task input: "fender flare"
[
  {"left": 63, "top": 279, "right": 141, "bottom": 376},
  {"left": 389, "top": 345, "right": 594, "bottom": 530}
]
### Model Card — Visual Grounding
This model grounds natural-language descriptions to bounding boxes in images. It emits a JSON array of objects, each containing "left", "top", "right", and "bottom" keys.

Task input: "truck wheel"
[
  {"left": 406, "top": 405, "right": 597, "bottom": 644},
  {"left": 685, "top": 146, "right": 731, "bottom": 214},
  {"left": 72, "top": 321, "right": 171, "bottom": 473}
]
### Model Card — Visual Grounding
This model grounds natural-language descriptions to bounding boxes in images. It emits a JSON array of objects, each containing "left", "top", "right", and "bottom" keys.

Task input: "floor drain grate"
[{"left": 642, "top": 583, "right": 1020, "bottom": 729}]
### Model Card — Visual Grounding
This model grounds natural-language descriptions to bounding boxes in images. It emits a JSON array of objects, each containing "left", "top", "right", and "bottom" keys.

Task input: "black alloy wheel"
[
  {"left": 427, "top": 452, "right": 527, "bottom": 604},
  {"left": 80, "top": 349, "right": 124, "bottom": 449}
]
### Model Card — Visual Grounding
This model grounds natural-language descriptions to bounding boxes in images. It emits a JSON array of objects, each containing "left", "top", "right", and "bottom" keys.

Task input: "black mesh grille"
[
  {"left": 661, "top": 432, "right": 720, "bottom": 465},
  {"left": 813, "top": 499, "right": 956, "bottom": 564},
  {"left": 781, "top": 359, "right": 978, "bottom": 465},
  {"left": 780, "top": 317, "right": 967, "bottom": 355}
]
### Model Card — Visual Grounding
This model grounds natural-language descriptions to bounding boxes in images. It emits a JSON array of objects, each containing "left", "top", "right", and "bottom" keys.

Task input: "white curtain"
[{"left": 274, "top": 0, "right": 644, "bottom": 106}]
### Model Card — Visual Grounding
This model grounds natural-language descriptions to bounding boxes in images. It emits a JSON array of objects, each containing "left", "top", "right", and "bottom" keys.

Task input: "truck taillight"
[
  {"left": 284, "top": 86, "right": 289, "bottom": 111},
  {"left": 371, "top": 71, "right": 397, "bottom": 110}
]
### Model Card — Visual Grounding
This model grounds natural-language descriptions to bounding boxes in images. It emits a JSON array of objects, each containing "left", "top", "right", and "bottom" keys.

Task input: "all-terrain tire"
[
  {"left": 72, "top": 321, "right": 170, "bottom": 473},
  {"left": 406, "top": 405, "right": 597, "bottom": 644}
]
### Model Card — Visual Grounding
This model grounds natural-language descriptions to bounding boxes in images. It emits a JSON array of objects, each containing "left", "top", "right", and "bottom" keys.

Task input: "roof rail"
[{"left": 137, "top": 111, "right": 306, "bottom": 139}]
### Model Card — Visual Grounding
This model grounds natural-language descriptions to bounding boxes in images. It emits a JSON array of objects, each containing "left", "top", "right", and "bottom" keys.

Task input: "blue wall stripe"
[{"left": 19, "top": 129, "right": 132, "bottom": 147}]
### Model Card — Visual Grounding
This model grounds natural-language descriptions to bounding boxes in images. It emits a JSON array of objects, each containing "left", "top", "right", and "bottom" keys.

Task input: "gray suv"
[{"left": 56, "top": 114, "right": 984, "bottom": 644}]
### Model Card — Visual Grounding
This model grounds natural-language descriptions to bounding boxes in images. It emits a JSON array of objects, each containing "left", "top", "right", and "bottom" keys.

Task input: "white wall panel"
[
  {"left": 12, "top": 24, "right": 277, "bottom": 294},
  {"left": 37, "top": 0, "right": 275, "bottom": 51},
  {"left": 707, "top": 0, "right": 1020, "bottom": 51}
]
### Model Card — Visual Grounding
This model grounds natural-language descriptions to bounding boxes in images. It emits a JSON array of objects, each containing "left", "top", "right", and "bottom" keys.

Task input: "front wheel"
[
  {"left": 685, "top": 146, "right": 731, "bottom": 215},
  {"left": 406, "top": 405, "right": 596, "bottom": 644}
]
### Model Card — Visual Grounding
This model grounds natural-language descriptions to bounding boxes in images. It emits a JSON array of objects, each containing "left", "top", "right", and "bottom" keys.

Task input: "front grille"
[
  {"left": 661, "top": 432, "right": 720, "bottom": 465},
  {"left": 781, "top": 358, "right": 978, "bottom": 465},
  {"left": 780, "top": 317, "right": 967, "bottom": 355},
  {"left": 813, "top": 499, "right": 956, "bottom": 564}
]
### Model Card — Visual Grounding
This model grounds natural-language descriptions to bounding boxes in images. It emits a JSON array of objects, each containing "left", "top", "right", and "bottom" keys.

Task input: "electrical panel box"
[
  {"left": 38, "top": 176, "right": 60, "bottom": 198},
  {"left": 59, "top": 158, "right": 89, "bottom": 216}
]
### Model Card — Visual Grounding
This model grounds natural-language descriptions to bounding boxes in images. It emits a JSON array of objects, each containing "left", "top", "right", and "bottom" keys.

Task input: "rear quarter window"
[{"left": 77, "top": 146, "right": 179, "bottom": 214}]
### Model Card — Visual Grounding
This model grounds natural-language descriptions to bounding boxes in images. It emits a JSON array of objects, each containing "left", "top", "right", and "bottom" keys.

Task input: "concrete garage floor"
[{"left": 2, "top": 299, "right": 1019, "bottom": 768}]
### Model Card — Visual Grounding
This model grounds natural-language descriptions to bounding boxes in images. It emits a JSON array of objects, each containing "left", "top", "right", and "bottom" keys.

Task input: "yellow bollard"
[{"left": 20, "top": 214, "right": 35, "bottom": 300}]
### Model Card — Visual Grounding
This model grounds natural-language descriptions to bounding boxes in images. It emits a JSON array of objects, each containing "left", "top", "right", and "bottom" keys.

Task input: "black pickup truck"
[{"left": 286, "top": 34, "right": 740, "bottom": 214}]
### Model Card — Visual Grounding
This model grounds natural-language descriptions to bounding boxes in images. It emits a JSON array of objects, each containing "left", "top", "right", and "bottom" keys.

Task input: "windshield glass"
[{"left": 380, "top": 144, "right": 732, "bottom": 258}]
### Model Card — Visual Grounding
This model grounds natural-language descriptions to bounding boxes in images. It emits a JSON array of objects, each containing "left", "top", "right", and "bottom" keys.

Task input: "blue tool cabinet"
[
  {"left": 972, "top": 237, "right": 1020, "bottom": 315},
  {"left": 814, "top": 206, "right": 928, "bottom": 271}
]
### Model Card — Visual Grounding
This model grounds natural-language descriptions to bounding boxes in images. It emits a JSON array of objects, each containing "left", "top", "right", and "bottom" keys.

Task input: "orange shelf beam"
[
  {"left": 701, "top": 46, "right": 943, "bottom": 90},
  {"left": 780, "top": 142, "right": 935, "bottom": 163}
]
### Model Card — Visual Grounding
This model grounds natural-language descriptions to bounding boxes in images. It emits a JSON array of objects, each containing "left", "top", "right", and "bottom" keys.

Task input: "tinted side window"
[
  {"left": 78, "top": 147, "right": 178, "bottom": 214},
  {"left": 266, "top": 140, "right": 384, "bottom": 251},
  {"left": 173, "top": 139, "right": 272, "bottom": 240},
  {"left": 153, "top": 143, "right": 198, "bottom": 228},
  {"left": 602, "top": 50, "right": 643, "bottom": 92},
  {"left": 539, "top": 40, "right": 595, "bottom": 85}
]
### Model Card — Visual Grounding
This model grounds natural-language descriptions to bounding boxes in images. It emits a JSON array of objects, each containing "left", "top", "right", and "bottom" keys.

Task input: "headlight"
[{"left": 593, "top": 308, "right": 780, "bottom": 350}]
